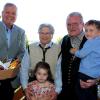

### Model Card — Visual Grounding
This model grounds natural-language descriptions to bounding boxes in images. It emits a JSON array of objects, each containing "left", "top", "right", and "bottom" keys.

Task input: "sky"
[{"left": 0, "top": 0, "right": 100, "bottom": 43}]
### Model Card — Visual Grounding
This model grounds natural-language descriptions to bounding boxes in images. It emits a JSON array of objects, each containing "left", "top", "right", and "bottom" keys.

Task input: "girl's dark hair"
[
  {"left": 85, "top": 20, "right": 100, "bottom": 30},
  {"left": 32, "top": 61, "right": 54, "bottom": 83}
]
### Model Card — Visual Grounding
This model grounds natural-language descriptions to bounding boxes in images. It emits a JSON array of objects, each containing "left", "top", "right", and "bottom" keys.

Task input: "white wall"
[{"left": 0, "top": 0, "right": 100, "bottom": 43}]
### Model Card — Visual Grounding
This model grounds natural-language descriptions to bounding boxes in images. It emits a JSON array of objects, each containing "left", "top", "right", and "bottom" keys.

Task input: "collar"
[
  {"left": 77, "top": 31, "right": 85, "bottom": 41},
  {"left": 37, "top": 41, "right": 53, "bottom": 48},
  {"left": 92, "top": 35, "right": 100, "bottom": 40},
  {"left": 70, "top": 31, "right": 84, "bottom": 41},
  {"left": 2, "top": 21, "right": 14, "bottom": 32}
]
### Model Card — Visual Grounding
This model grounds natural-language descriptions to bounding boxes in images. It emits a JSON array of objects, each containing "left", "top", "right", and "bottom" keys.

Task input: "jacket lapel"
[
  {"left": 9, "top": 26, "right": 18, "bottom": 48},
  {"left": 0, "top": 22, "right": 8, "bottom": 46}
]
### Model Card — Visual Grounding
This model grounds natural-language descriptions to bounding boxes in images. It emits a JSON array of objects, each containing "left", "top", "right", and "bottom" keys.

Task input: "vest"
[
  {"left": 61, "top": 35, "right": 87, "bottom": 88},
  {"left": 29, "top": 42, "right": 60, "bottom": 78}
]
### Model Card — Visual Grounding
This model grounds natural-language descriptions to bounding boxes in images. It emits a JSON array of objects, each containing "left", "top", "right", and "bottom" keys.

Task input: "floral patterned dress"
[{"left": 26, "top": 80, "right": 56, "bottom": 100}]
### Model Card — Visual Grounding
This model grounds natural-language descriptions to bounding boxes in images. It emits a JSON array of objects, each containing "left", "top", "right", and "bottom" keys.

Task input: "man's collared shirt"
[
  {"left": 2, "top": 22, "right": 14, "bottom": 48},
  {"left": 37, "top": 41, "right": 53, "bottom": 48}
]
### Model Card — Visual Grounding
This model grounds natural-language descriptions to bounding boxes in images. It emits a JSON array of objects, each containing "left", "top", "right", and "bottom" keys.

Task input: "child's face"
[
  {"left": 85, "top": 25, "right": 99, "bottom": 39},
  {"left": 35, "top": 68, "right": 48, "bottom": 83}
]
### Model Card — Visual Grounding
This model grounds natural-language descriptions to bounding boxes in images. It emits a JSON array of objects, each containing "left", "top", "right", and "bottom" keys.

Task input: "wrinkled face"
[
  {"left": 2, "top": 5, "right": 17, "bottom": 28},
  {"left": 85, "top": 25, "right": 99, "bottom": 39},
  {"left": 35, "top": 68, "right": 48, "bottom": 83},
  {"left": 39, "top": 27, "right": 53, "bottom": 46},
  {"left": 67, "top": 16, "right": 84, "bottom": 37}
]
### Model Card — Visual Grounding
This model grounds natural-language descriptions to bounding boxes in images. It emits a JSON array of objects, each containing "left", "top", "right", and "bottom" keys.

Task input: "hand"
[
  {"left": 0, "top": 57, "right": 7, "bottom": 63},
  {"left": 86, "top": 79, "right": 96, "bottom": 86},
  {"left": 0, "top": 65, "right": 4, "bottom": 70},
  {"left": 24, "top": 88, "right": 34, "bottom": 100},
  {"left": 31, "top": 96, "right": 37, "bottom": 100},
  {"left": 80, "top": 79, "right": 96, "bottom": 89},
  {"left": 38, "top": 95, "right": 52, "bottom": 100},
  {"left": 41, "top": 92, "right": 57, "bottom": 100},
  {"left": 50, "top": 92, "right": 57, "bottom": 100},
  {"left": 70, "top": 48, "right": 78, "bottom": 54}
]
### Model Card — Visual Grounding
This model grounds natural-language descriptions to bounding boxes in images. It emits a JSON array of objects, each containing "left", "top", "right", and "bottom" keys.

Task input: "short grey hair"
[
  {"left": 67, "top": 12, "right": 83, "bottom": 23},
  {"left": 3, "top": 3, "right": 17, "bottom": 11},
  {"left": 38, "top": 23, "right": 55, "bottom": 34}
]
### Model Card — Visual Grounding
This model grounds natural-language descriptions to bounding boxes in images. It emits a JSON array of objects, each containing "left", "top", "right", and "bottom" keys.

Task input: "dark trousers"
[
  {"left": 57, "top": 85, "right": 78, "bottom": 100},
  {"left": 76, "top": 72, "right": 97, "bottom": 100},
  {"left": 0, "top": 80, "right": 14, "bottom": 100}
]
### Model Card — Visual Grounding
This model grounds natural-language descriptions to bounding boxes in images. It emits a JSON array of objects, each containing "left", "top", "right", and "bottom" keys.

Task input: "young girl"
[{"left": 26, "top": 61, "right": 57, "bottom": 100}]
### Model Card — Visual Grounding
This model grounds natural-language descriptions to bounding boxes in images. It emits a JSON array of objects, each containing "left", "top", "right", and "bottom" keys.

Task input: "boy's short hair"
[{"left": 85, "top": 20, "right": 100, "bottom": 30}]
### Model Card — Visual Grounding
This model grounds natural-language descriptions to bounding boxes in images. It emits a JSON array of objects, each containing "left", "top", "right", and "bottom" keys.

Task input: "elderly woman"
[{"left": 20, "top": 23, "right": 60, "bottom": 99}]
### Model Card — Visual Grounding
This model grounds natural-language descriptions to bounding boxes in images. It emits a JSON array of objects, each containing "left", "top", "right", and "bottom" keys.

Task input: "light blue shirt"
[
  {"left": 6, "top": 28, "right": 11, "bottom": 48},
  {"left": 55, "top": 55, "right": 62, "bottom": 94},
  {"left": 75, "top": 36, "right": 100, "bottom": 78},
  {"left": 2, "top": 22, "right": 14, "bottom": 48},
  {"left": 20, "top": 49, "right": 30, "bottom": 89}
]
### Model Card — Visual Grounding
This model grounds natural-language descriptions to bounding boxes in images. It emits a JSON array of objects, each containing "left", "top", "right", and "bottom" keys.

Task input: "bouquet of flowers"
[{"left": 0, "top": 59, "right": 20, "bottom": 80}]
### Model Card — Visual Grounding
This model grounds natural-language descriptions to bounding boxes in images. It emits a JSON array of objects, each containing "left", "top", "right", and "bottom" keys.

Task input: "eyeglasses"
[
  {"left": 67, "top": 22, "right": 82, "bottom": 27},
  {"left": 39, "top": 32, "right": 51, "bottom": 35}
]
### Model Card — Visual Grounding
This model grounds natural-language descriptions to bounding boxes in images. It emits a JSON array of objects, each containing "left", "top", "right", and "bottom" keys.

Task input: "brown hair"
[
  {"left": 85, "top": 20, "right": 100, "bottom": 30},
  {"left": 33, "top": 61, "right": 54, "bottom": 83}
]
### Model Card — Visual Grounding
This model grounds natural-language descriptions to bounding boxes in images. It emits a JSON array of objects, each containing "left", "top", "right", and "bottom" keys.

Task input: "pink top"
[{"left": 26, "top": 80, "right": 56, "bottom": 99}]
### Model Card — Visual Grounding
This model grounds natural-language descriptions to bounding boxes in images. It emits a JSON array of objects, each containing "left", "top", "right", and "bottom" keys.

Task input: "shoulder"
[
  {"left": 0, "top": 21, "right": 3, "bottom": 26},
  {"left": 47, "top": 81, "right": 55, "bottom": 88},
  {"left": 14, "top": 24, "right": 25, "bottom": 34},
  {"left": 61, "top": 35, "right": 69, "bottom": 47},
  {"left": 52, "top": 42, "right": 61, "bottom": 49},
  {"left": 0, "top": 21, "right": 4, "bottom": 29},
  {"left": 29, "top": 42, "right": 40, "bottom": 52},
  {"left": 62, "top": 35, "right": 69, "bottom": 40},
  {"left": 29, "top": 42, "right": 39, "bottom": 48},
  {"left": 27, "top": 80, "right": 37, "bottom": 87},
  {"left": 87, "top": 38, "right": 100, "bottom": 45},
  {"left": 83, "top": 39, "right": 94, "bottom": 48},
  {"left": 85, "top": 39, "right": 94, "bottom": 44},
  {"left": 61, "top": 35, "right": 69, "bottom": 44}
]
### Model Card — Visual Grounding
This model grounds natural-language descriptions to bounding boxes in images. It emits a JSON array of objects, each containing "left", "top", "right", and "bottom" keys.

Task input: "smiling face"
[
  {"left": 67, "top": 16, "right": 84, "bottom": 37},
  {"left": 35, "top": 68, "right": 48, "bottom": 83},
  {"left": 39, "top": 27, "right": 53, "bottom": 46},
  {"left": 2, "top": 5, "right": 17, "bottom": 28},
  {"left": 85, "top": 24, "right": 100, "bottom": 39}
]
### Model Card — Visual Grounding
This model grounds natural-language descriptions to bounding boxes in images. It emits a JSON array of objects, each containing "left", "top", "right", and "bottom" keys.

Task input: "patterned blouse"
[{"left": 26, "top": 80, "right": 56, "bottom": 100}]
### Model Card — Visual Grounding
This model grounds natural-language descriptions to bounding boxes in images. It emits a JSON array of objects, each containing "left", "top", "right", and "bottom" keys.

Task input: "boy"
[{"left": 71, "top": 20, "right": 100, "bottom": 100}]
